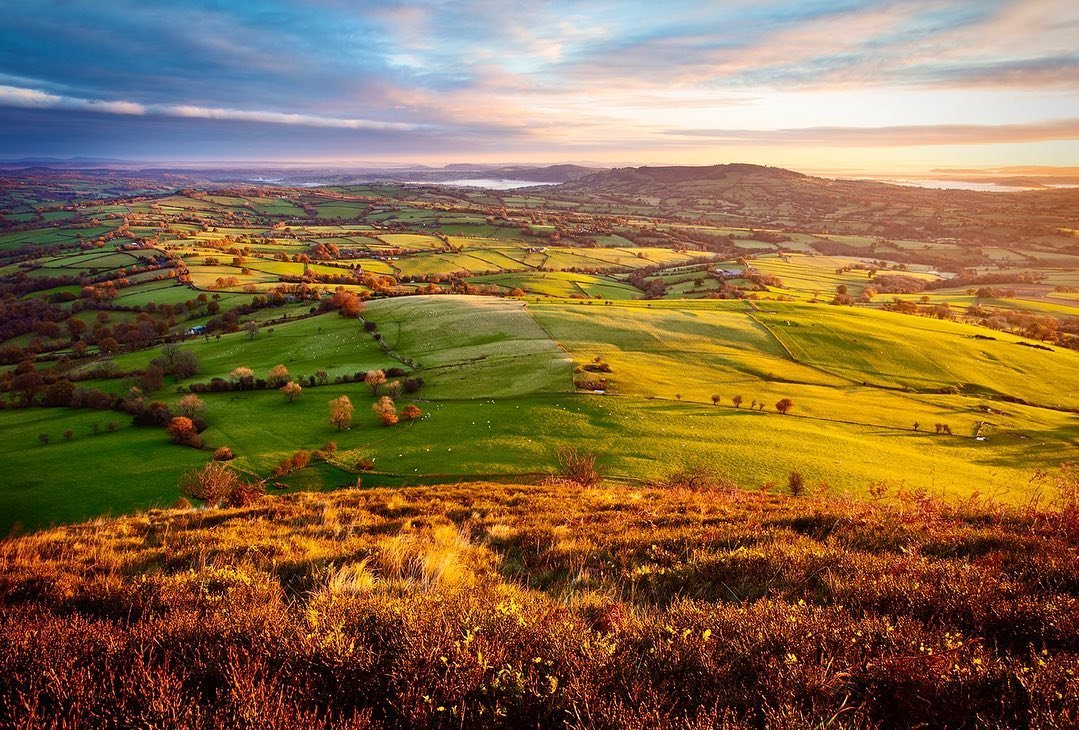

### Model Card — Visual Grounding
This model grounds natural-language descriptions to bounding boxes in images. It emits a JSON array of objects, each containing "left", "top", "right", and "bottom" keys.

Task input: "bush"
[
  {"left": 555, "top": 447, "right": 601, "bottom": 487},
  {"left": 212, "top": 446, "right": 235, "bottom": 461},
  {"left": 178, "top": 462, "right": 241, "bottom": 506}
]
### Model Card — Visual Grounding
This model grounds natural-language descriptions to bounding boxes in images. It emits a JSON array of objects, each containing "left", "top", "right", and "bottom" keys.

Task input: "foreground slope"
[{"left": 1, "top": 481, "right": 1075, "bottom": 728}]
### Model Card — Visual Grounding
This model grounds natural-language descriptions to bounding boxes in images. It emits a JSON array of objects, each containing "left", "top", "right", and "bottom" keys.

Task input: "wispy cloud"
[
  {"left": 0, "top": 84, "right": 146, "bottom": 115},
  {"left": 665, "top": 119, "right": 1079, "bottom": 147},
  {"left": 0, "top": 84, "right": 426, "bottom": 131}
]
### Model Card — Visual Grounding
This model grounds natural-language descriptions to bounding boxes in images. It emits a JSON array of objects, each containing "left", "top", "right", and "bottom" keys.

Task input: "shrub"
[
  {"left": 178, "top": 462, "right": 241, "bottom": 505},
  {"left": 555, "top": 447, "right": 601, "bottom": 487},
  {"left": 654, "top": 462, "right": 735, "bottom": 491},
  {"left": 212, "top": 446, "right": 235, "bottom": 461},
  {"left": 166, "top": 417, "right": 202, "bottom": 448}
]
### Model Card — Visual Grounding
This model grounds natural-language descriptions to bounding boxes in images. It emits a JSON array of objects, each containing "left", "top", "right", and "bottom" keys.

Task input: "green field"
[{"left": 2, "top": 176, "right": 1078, "bottom": 534}]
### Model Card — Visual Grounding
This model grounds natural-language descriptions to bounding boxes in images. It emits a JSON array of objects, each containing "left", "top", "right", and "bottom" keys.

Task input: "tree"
[
  {"left": 139, "top": 364, "right": 165, "bottom": 392},
  {"left": 230, "top": 366, "right": 254, "bottom": 387},
  {"left": 281, "top": 381, "right": 303, "bottom": 403},
  {"left": 788, "top": 471, "right": 806, "bottom": 496},
  {"left": 315, "top": 369, "right": 328, "bottom": 385},
  {"left": 176, "top": 394, "right": 205, "bottom": 419},
  {"left": 328, "top": 288, "right": 362, "bottom": 317},
  {"left": 172, "top": 350, "right": 200, "bottom": 379},
  {"left": 402, "top": 404, "right": 423, "bottom": 422},
  {"left": 63, "top": 429, "right": 74, "bottom": 441},
  {"left": 365, "top": 369, "right": 386, "bottom": 396},
  {"left": 732, "top": 395, "right": 744, "bottom": 408},
  {"left": 775, "top": 398, "right": 794, "bottom": 414},
  {"left": 329, "top": 395, "right": 353, "bottom": 430},
  {"left": 179, "top": 461, "right": 241, "bottom": 506},
  {"left": 387, "top": 380, "right": 402, "bottom": 398},
  {"left": 245, "top": 320, "right": 260, "bottom": 340},
  {"left": 167, "top": 416, "right": 201, "bottom": 447},
  {"left": 38, "top": 433, "right": 49, "bottom": 446},
  {"left": 711, "top": 394, "right": 721, "bottom": 406},
  {"left": 268, "top": 364, "right": 289, "bottom": 387},
  {"left": 372, "top": 396, "right": 398, "bottom": 426}
]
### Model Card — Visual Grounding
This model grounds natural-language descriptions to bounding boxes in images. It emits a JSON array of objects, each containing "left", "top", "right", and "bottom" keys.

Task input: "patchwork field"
[{"left": 1, "top": 174, "right": 1077, "bottom": 536}]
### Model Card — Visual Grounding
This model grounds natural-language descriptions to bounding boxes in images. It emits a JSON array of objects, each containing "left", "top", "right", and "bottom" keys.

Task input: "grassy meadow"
[{"left": 0, "top": 178, "right": 1077, "bottom": 536}]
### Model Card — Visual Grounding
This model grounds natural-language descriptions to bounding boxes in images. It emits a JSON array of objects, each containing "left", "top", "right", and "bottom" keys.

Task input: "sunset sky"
[{"left": 0, "top": 0, "right": 1076, "bottom": 172}]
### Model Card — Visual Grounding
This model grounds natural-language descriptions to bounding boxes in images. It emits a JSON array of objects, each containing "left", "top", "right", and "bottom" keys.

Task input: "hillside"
[
  {"left": 1, "top": 478, "right": 1076, "bottom": 727},
  {"left": 546, "top": 164, "right": 1079, "bottom": 237}
]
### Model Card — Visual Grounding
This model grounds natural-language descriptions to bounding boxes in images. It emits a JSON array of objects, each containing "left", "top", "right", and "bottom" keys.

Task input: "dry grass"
[{"left": 0, "top": 480, "right": 1076, "bottom": 728}]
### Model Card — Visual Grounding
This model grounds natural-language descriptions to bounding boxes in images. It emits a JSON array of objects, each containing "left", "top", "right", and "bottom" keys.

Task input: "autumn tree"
[
  {"left": 732, "top": 395, "right": 744, "bottom": 408},
  {"left": 167, "top": 416, "right": 202, "bottom": 447},
  {"left": 245, "top": 320, "right": 260, "bottom": 340},
  {"left": 268, "top": 364, "right": 289, "bottom": 387},
  {"left": 711, "top": 394, "right": 721, "bottom": 406},
  {"left": 328, "top": 288, "right": 362, "bottom": 317},
  {"left": 230, "top": 367, "right": 254, "bottom": 387},
  {"left": 775, "top": 398, "right": 794, "bottom": 414},
  {"left": 281, "top": 381, "right": 303, "bottom": 403},
  {"left": 365, "top": 369, "right": 386, "bottom": 396},
  {"left": 176, "top": 394, "right": 205, "bottom": 419},
  {"left": 329, "top": 395, "right": 353, "bottom": 431},
  {"left": 402, "top": 404, "right": 423, "bottom": 422},
  {"left": 372, "top": 396, "right": 398, "bottom": 426}
]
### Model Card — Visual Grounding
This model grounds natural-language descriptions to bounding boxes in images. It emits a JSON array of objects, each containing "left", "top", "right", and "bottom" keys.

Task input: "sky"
[{"left": 0, "top": 0, "right": 1076, "bottom": 173}]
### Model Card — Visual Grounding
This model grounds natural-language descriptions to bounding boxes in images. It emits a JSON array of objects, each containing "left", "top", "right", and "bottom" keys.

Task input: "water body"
[
  {"left": 868, "top": 178, "right": 1078, "bottom": 193},
  {"left": 408, "top": 178, "right": 559, "bottom": 190}
]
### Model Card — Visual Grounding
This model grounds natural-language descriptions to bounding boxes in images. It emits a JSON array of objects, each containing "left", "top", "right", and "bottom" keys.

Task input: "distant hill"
[{"left": 545, "top": 162, "right": 1079, "bottom": 231}]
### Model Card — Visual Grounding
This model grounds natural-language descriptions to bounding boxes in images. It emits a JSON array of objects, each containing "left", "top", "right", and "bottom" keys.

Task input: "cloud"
[
  {"left": 0, "top": 84, "right": 425, "bottom": 132},
  {"left": 166, "top": 105, "right": 424, "bottom": 131},
  {"left": 0, "top": 84, "right": 146, "bottom": 115},
  {"left": 665, "top": 119, "right": 1079, "bottom": 147}
]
